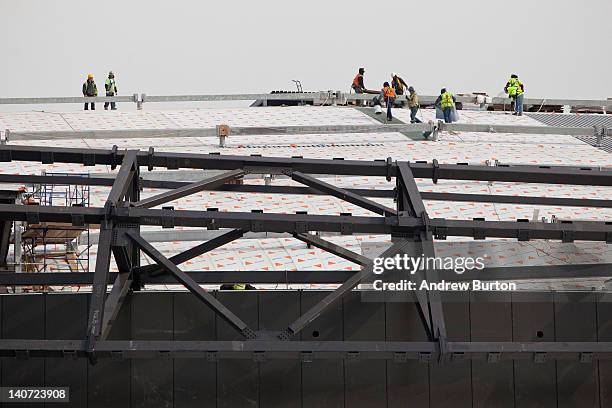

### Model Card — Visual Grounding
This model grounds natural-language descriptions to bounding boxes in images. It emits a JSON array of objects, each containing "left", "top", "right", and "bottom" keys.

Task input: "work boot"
[
  {"left": 104, "top": 106, "right": 108, "bottom": 110},
  {"left": 518, "top": 112, "right": 523, "bottom": 116}
]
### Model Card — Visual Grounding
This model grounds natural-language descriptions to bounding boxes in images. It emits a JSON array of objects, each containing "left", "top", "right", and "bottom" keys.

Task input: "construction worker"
[
  {"left": 352, "top": 68, "right": 366, "bottom": 106},
  {"left": 104, "top": 71, "right": 118, "bottom": 110},
  {"left": 504, "top": 74, "right": 525, "bottom": 116},
  {"left": 352, "top": 68, "right": 366, "bottom": 94},
  {"left": 220, "top": 283, "right": 256, "bottom": 290},
  {"left": 407, "top": 86, "right": 421, "bottom": 123},
  {"left": 382, "top": 82, "right": 396, "bottom": 121},
  {"left": 391, "top": 73, "right": 408, "bottom": 95},
  {"left": 82, "top": 74, "right": 98, "bottom": 110},
  {"left": 435, "top": 88, "right": 456, "bottom": 123}
]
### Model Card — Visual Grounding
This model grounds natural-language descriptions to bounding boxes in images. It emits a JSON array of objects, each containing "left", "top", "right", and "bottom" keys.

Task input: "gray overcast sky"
[{"left": 1, "top": 0, "right": 611, "bottom": 103}]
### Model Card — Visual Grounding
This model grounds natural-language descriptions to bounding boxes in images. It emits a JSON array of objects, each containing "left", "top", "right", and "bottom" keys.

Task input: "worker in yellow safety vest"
[
  {"left": 504, "top": 74, "right": 525, "bottom": 116},
  {"left": 219, "top": 283, "right": 255, "bottom": 290},
  {"left": 435, "top": 88, "right": 456, "bottom": 123}
]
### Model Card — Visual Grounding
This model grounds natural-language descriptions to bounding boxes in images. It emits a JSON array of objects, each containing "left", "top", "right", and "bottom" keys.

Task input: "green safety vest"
[
  {"left": 232, "top": 284, "right": 246, "bottom": 290},
  {"left": 83, "top": 80, "right": 97, "bottom": 97},
  {"left": 105, "top": 78, "right": 117, "bottom": 95},
  {"left": 440, "top": 92, "right": 455, "bottom": 109},
  {"left": 507, "top": 78, "right": 524, "bottom": 97}
]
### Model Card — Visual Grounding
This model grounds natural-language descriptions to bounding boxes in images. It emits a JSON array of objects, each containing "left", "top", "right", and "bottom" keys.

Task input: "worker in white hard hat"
[
  {"left": 82, "top": 73, "right": 98, "bottom": 110},
  {"left": 104, "top": 71, "right": 118, "bottom": 110}
]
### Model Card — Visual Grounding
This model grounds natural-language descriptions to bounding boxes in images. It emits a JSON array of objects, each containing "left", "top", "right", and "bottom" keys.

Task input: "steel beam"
[
  {"left": 0, "top": 270, "right": 356, "bottom": 285},
  {"left": 395, "top": 162, "right": 445, "bottom": 341},
  {"left": 5, "top": 122, "right": 611, "bottom": 141},
  {"left": 2, "top": 145, "right": 612, "bottom": 185},
  {"left": 0, "top": 95, "right": 136, "bottom": 105},
  {"left": 292, "top": 171, "right": 397, "bottom": 216},
  {"left": 1, "top": 171, "right": 609, "bottom": 209},
  {"left": 0, "top": 203, "right": 610, "bottom": 241},
  {"left": 396, "top": 162, "right": 426, "bottom": 217},
  {"left": 135, "top": 228, "right": 244, "bottom": 276},
  {"left": 126, "top": 231, "right": 257, "bottom": 339},
  {"left": 428, "top": 218, "right": 612, "bottom": 241},
  {"left": 134, "top": 169, "right": 245, "bottom": 208},
  {"left": 106, "top": 150, "right": 138, "bottom": 206},
  {"left": 2, "top": 171, "right": 609, "bottom": 208},
  {"left": 293, "top": 233, "right": 370, "bottom": 265},
  {"left": 281, "top": 240, "right": 412, "bottom": 340},
  {"left": 99, "top": 272, "right": 131, "bottom": 340},
  {"left": 1, "top": 339, "right": 612, "bottom": 360},
  {"left": 421, "top": 191, "right": 612, "bottom": 208},
  {"left": 1, "top": 262, "right": 610, "bottom": 286},
  {"left": 408, "top": 161, "right": 612, "bottom": 186},
  {"left": 85, "top": 224, "right": 113, "bottom": 354}
]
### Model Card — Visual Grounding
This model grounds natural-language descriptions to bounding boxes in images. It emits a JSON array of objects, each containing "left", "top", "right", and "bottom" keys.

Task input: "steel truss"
[{"left": 0, "top": 144, "right": 611, "bottom": 362}]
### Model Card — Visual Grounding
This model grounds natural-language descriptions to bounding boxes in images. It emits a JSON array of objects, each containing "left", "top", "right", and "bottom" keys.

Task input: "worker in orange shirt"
[{"left": 382, "top": 82, "right": 396, "bottom": 121}]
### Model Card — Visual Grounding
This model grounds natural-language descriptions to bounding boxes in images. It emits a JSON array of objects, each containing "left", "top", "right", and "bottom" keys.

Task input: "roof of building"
[{"left": 1, "top": 106, "right": 610, "bottom": 291}]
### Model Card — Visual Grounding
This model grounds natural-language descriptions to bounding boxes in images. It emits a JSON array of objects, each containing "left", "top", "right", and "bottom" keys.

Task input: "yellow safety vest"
[
  {"left": 232, "top": 283, "right": 246, "bottom": 290},
  {"left": 440, "top": 92, "right": 455, "bottom": 109},
  {"left": 507, "top": 78, "right": 524, "bottom": 96}
]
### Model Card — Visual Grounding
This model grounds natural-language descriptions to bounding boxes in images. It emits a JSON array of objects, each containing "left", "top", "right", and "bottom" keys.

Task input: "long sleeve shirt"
[
  {"left": 82, "top": 80, "right": 98, "bottom": 97},
  {"left": 408, "top": 92, "right": 419, "bottom": 108}
]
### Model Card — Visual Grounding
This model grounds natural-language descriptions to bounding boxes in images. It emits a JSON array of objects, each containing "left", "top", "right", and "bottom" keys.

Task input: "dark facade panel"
[
  {"left": 300, "top": 291, "right": 345, "bottom": 408},
  {"left": 88, "top": 293, "right": 132, "bottom": 408},
  {"left": 386, "top": 302, "right": 430, "bottom": 408},
  {"left": 259, "top": 291, "right": 301, "bottom": 408},
  {"left": 216, "top": 291, "right": 259, "bottom": 408},
  {"left": 45, "top": 293, "right": 88, "bottom": 408},
  {"left": 343, "top": 291, "right": 387, "bottom": 408},
  {"left": 0, "top": 291, "right": 610, "bottom": 407},
  {"left": 2, "top": 293, "right": 45, "bottom": 408},
  {"left": 470, "top": 292, "right": 514, "bottom": 408},
  {"left": 173, "top": 293, "right": 216, "bottom": 408},
  {"left": 131, "top": 292, "right": 174, "bottom": 408},
  {"left": 554, "top": 293, "right": 599, "bottom": 408},
  {"left": 597, "top": 294, "right": 612, "bottom": 406},
  {"left": 429, "top": 293, "right": 472, "bottom": 408},
  {"left": 512, "top": 292, "right": 557, "bottom": 408}
]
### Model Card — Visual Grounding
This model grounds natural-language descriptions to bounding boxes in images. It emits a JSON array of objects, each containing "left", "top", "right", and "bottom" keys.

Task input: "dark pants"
[
  {"left": 104, "top": 93, "right": 116, "bottom": 110},
  {"left": 443, "top": 107, "right": 452, "bottom": 123},
  {"left": 410, "top": 107, "right": 422, "bottom": 123},
  {"left": 386, "top": 97, "right": 394, "bottom": 120},
  {"left": 84, "top": 102, "right": 95, "bottom": 110}
]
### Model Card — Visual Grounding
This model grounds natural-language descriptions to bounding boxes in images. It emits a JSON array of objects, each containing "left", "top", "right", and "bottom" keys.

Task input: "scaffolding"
[{"left": 19, "top": 172, "right": 91, "bottom": 274}]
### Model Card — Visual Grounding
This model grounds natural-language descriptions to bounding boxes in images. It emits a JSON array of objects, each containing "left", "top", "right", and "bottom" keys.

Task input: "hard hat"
[{"left": 87, "top": 73, "right": 94, "bottom": 79}]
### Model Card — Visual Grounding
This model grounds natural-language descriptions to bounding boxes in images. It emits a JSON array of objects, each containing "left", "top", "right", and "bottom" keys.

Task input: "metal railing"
[
  {"left": 0, "top": 92, "right": 610, "bottom": 110},
  {"left": 2, "top": 122, "right": 609, "bottom": 143}
]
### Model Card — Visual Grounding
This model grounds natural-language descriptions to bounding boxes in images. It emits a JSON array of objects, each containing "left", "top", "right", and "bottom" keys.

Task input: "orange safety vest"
[
  {"left": 383, "top": 86, "right": 396, "bottom": 98},
  {"left": 352, "top": 74, "right": 363, "bottom": 88}
]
